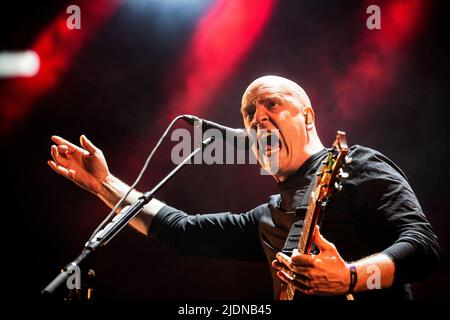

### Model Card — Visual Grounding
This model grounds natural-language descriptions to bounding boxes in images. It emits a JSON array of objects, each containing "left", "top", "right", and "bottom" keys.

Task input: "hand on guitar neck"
[{"left": 272, "top": 225, "right": 351, "bottom": 296}]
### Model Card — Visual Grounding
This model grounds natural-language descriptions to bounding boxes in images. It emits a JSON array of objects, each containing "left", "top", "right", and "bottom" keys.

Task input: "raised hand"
[{"left": 48, "top": 135, "right": 110, "bottom": 195}]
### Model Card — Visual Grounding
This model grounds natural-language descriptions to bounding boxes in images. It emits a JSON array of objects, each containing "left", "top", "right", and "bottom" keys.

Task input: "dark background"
[{"left": 1, "top": 0, "right": 449, "bottom": 300}]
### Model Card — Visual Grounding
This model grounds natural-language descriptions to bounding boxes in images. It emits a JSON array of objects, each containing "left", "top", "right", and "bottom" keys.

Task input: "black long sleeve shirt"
[{"left": 149, "top": 145, "right": 441, "bottom": 300}]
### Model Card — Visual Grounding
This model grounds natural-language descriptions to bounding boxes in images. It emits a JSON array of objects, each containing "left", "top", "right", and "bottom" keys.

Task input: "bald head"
[
  {"left": 241, "top": 75, "right": 311, "bottom": 114},
  {"left": 239, "top": 75, "right": 323, "bottom": 182}
]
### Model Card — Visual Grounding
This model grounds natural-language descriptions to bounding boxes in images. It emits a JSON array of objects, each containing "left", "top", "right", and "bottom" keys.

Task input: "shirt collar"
[{"left": 278, "top": 148, "right": 327, "bottom": 192}]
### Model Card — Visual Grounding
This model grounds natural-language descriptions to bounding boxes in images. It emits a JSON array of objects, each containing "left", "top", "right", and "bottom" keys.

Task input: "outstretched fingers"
[
  {"left": 51, "top": 135, "right": 80, "bottom": 153},
  {"left": 51, "top": 145, "right": 68, "bottom": 167},
  {"left": 80, "top": 135, "right": 98, "bottom": 155},
  {"left": 47, "top": 160, "right": 74, "bottom": 179}
]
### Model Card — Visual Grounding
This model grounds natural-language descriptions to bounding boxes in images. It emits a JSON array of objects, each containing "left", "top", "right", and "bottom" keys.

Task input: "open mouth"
[{"left": 258, "top": 130, "right": 281, "bottom": 158}]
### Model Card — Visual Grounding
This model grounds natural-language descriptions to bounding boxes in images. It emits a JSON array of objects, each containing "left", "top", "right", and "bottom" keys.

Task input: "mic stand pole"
[{"left": 42, "top": 136, "right": 215, "bottom": 297}]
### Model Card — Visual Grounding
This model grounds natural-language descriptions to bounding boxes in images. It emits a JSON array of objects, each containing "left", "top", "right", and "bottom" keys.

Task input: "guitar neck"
[
  {"left": 280, "top": 131, "right": 350, "bottom": 301},
  {"left": 298, "top": 182, "right": 323, "bottom": 254}
]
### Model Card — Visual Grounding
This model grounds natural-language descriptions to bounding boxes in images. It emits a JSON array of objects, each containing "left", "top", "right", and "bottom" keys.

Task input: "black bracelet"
[{"left": 348, "top": 264, "right": 357, "bottom": 294}]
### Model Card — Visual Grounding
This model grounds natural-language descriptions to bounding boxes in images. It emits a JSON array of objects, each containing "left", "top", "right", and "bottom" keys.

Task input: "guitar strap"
[{"left": 281, "top": 176, "right": 318, "bottom": 255}]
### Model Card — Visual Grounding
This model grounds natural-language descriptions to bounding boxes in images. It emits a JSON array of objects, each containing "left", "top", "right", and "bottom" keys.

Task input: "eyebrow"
[
  {"left": 259, "top": 95, "right": 283, "bottom": 105},
  {"left": 241, "top": 92, "right": 285, "bottom": 115}
]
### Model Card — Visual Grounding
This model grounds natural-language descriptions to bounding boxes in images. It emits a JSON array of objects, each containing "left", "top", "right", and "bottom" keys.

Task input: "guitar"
[{"left": 279, "top": 131, "right": 352, "bottom": 300}]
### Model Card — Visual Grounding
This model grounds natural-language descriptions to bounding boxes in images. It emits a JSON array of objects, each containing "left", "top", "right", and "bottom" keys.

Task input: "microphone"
[{"left": 181, "top": 114, "right": 250, "bottom": 150}]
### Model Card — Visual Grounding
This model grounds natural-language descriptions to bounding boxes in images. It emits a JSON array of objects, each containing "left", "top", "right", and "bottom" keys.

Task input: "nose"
[{"left": 253, "top": 103, "right": 269, "bottom": 127}]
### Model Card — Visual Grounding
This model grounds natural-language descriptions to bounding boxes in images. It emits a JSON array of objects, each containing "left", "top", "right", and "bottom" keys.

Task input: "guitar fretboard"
[{"left": 298, "top": 191, "right": 317, "bottom": 253}]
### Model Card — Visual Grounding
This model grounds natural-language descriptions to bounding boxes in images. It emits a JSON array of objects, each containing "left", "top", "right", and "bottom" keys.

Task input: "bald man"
[{"left": 49, "top": 76, "right": 440, "bottom": 300}]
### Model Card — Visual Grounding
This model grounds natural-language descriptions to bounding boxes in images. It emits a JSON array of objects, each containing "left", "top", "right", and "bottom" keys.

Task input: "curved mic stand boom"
[{"left": 42, "top": 136, "right": 215, "bottom": 298}]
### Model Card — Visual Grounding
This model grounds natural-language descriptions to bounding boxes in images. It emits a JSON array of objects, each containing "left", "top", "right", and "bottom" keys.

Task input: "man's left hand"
[{"left": 272, "top": 225, "right": 351, "bottom": 296}]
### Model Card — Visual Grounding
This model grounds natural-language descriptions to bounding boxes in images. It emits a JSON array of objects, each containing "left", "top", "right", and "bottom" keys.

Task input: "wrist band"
[{"left": 348, "top": 264, "right": 357, "bottom": 294}]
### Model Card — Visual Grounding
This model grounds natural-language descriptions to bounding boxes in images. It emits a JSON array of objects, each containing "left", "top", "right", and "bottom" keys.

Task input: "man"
[{"left": 48, "top": 76, "right": 440, "bottom": 300}]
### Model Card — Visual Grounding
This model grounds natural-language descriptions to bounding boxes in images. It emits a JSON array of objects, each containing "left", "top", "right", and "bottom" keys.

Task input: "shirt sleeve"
[
  {"left": 148, "top": 204, "right": 267, "bottom": 262},
  {"left": 348, "top": 146, "right": 441, "bottom": 285}
]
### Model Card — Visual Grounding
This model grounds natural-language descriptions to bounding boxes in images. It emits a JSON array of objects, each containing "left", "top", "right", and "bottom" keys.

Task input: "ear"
[{"left": 303, "top": 106, "right": 315, "bottom": 129}]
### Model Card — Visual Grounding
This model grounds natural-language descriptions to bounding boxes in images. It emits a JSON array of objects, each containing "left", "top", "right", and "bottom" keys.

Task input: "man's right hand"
[
  {"left": 48, "top": 134, "right": 165, "bottom": 235},
  {"left": 48, "top": 135, "right": 110, "bottom": 196}
]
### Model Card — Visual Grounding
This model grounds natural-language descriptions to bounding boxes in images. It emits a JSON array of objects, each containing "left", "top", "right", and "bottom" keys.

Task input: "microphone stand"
[{"left": 42, "top": 136, "right": 215, "bottom": 298}]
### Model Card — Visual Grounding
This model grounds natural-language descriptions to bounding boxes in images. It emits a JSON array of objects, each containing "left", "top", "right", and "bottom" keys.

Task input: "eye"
[
  {"left": 245, "top": 106, "right": 255, "bottom": 120},
  {"left": 265, "top": 100, "right": 277, "bottom": 110}
]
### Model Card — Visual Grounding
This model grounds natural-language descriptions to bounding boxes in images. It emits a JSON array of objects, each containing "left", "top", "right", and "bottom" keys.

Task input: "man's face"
[{"left": 242, "top": 92, "right": 308, "bottom": 180}]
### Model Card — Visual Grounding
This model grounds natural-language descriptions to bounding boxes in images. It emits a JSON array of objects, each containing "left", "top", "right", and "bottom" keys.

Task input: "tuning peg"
[
  {"left": 334, "top": 182, "right": 343, "bottom": 191},
  {"left": 345, "top": 156, "right": 352, "bottom": 164}
]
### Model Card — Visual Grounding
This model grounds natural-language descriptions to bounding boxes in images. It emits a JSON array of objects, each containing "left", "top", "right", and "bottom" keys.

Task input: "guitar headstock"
[{"left": 316, "top": 131, "right": 351, "bottom": 201}]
